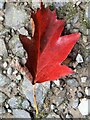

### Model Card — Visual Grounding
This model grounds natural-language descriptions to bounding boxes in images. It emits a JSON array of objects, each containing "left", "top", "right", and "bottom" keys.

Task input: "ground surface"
[{"left": 0, "top": 0, "right": 90, "bottom": 119}]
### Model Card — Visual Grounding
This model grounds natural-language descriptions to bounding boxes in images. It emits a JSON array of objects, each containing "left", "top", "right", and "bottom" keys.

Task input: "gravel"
[{"left": 0, "top": 1, "right": 89, "bottom": 119}]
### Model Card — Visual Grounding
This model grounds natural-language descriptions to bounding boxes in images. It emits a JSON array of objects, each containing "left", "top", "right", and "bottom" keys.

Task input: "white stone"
[
  {"left": 7, "top": 67, "right": 13, "bottom": 75},
  {"left": 47, "top": 112, "right": 60, "bottom": 118},
  {"left": 76, "top": 54, "right": 83, "bottom": 63},
  {"left": 13, "top": 109, "right": 31, "bottom": 118},
  {"left": 13, "top": 70, "right": 18, "bottom": 75},
  {"left": 0, "top": 16, "right": 4, "bottom": 21},
  {"left": 16, "top": 74, "right": 22, "bottom": 81},
  {"left": 78, "top": 98, "right": 90, "bottom": 115},
  {"left": 51, "top": 104, "right": 55, "bottom": 110},
  {"left": 5, "top": 3, "right": 28, "bottom": 30},
  {"left": 3, "top": 62, "right": 8, "bottom": 68},
  {"left": 18, "top": 27, "right": 28, "bottom": 36},
  {"left": 85, "top": 87, "right": 90, "bottom": 96},
  {"left": 53, "top": 80, "right": 60, "bottom": 87},
  {"left": 81, "top": 77, "right": 87, "bottom": 83}
]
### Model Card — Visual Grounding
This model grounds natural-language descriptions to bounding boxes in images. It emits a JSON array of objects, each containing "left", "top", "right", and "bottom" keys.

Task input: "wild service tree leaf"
[{"left": 19, "top": 3, "right": 80, "bottom": 84}]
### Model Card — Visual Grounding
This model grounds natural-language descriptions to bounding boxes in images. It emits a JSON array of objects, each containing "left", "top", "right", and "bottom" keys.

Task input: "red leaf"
[{"left": 19, "top": 3, "right": 80, "bottom": 84}]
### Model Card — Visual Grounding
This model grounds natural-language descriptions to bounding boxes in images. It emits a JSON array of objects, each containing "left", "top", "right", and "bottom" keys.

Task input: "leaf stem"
[{"left": 33, "top": 84, "right": 38, "bottom": 116}]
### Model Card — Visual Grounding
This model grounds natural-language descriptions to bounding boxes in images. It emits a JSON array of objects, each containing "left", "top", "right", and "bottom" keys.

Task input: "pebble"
[
  {"left": 76, "top": 54, "right": 84, "bottom": 63},
  {"left": 66, "top": 113, "right": 73, "bottom": 118},
  {"left": 22, "top": 100, "right": 29, "bottom": 109},
  {"left": 72, "top": 98, "right": 79, "bottom": 109},
  {"left": 51, "top": 104, "right": 56, "bottom": 110},
  {"left": 0, "top": 2, "right": 4, "bottom": 9},
  {"left": 77, "top": 91, "right": 83, "bottom": 98},
  {"left": 85, "top": 87, "right": 90, "bottom": 96},
  {"left": 0, "top": 16, "right": 4, "bottom": 21},
  {"left": 0, "top": 56, "right": 3, "bottom": 60},
  {"left": 18, "top": 27, "right": 28, "bottom": 36},
  {"left": 86, "top": 44, "right": 90, "bottom": 50},
  {"left": 81, "top": 76, "right": 87, "bottom": 83},
  {"left": 0, "top": 73, "right": 11, "bottom": 87},
  {"left": 3, "top": 61, "right": 8, "bottom": 68},
  {"left": 83, "top": 36, "right": 87, "bottom": 43},
  {"left": 0, "top": 92, "right": 6, "bottom": 104},
  {"left": 7, "top": 67, "right": 13, "bottom": 75},
  {"left": 46, "top": 112, "right": 60, "bottom": 118},
  {"left": 53, "top": 80, "right": 60, "bottom": 87},
  {"left": 13, "top": 109, "right": 31, "bottom": 118},
  {"left": 85, "top": 6, "right": 90, "bottom": 21},
  {"left": 0, "top": 38, "right": 8, "bottom": 58},
  {"left": 13, "top": 70, "right": 18, "bottom": 75},
  {"left": 16, "top": 74, "right": 22, "bottom": 81},
  {"left": 78, "top": 98, "right": 90, "bottom": 115},
  {"left": 85, "top": 55, "right": 90, "bottom": 63},
  {"left": 5, "top": 3, "right": 28, "bottom": 30},
  {"left": 66, "top": 78, "right": 79, "bottom": 87},
  {"left": 80, "top": 26, "right": 88, "bottom": 35},
  {"left": 0, "top": 107, "right": 5, "bottom": 114},
  {"left": 8, "top": 97, "right": 22, "bottom": 109},
  {"left": 9, "top": 35, "right": 25, "bottom": 57}
]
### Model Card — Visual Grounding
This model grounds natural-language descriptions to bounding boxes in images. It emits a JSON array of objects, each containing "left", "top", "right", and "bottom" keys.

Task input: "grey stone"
[
  {"left": 66, "top": 78, "right": 79, "bottom": 87},
  {"left": 0, "top": 38, "right": 8, "bottom": 58},
  {"left": 21, "top": 77, "right": 50, "bottom": 107},
  {"left": 5, "top": 3, "right": 28, "bottom": 30},
  {"left": 86, "top": 44, "right": 90, "bottom": 50},
  {"left": 85, "top": 55, "right": 90, "bottom": 63},
  {"left": 0, "top": 1, "right": 4, "bottom": 9},
  {"left": 9, "top": 35, "right": 25, "bottom": 57},
  {"left": 0, "top": 107, "right": 5, "bottom": 114},
  {"left": 22, "top": 100, "right": 29, "bottom": 109},
  {"left": 13, "top": 109, "right": 31, "bottom": 118},
  {"left": 85, "top": 6, "right": 90, "bottom": 21},
  {"left": 0, "top": 92, "right": 6, "bottom": 104},
  {"left": 0, "top": 73, "right": 11, "bottom": 87},
  {"left": 80, "top": 26, "right": 88, "bottom": 35},
  {"left": 72, "top": 98, "right": 79, "bottom": 109},
  {"left": 8, "top": 97, "right": 22, "bottom": 109},
  {"left": 47, "top": 112, "right": 60, "bottom": 118},
  {"left": 77, "top": 91, "right": 83, "bottom": 98}
]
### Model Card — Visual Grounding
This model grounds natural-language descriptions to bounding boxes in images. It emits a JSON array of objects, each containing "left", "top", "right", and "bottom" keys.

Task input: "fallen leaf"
[{"left": 19, "top": 3, "right": 80, "bottom": 84}]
